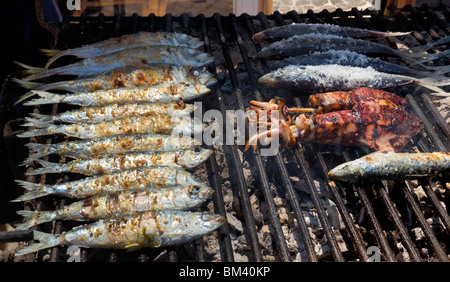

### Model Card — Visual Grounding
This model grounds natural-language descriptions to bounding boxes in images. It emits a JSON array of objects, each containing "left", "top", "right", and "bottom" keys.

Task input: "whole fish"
[
  {"left": 256, "top": 34, "right": 415, "bottom": 61},
  {"left": 27, "top": 101, "right": 196, "bottom": 125},
  {"left": 14, "top": 210, "right": 225, "bottom": 256},
  {"left": 26, "top": 148, "right": 213, "bottom": 176},
  {"left": 252, "top": 23, "right": 411, "bottom": 42},
  {"left": 43, "top": 32, "right": 205, "bottom": 68},
  {"left": 258, "top": 64, "right": 447, "bottom": 94},
  {"left": 21, "top": 133, "right": 199, "bottom": 165},
  {"left": 16, "top": 45, "right": 214, "bottom": 81},
  {"left": 14, "top": 65, "right": 217, "bottom": 93},
  {"left": 19, "top": 83, "right": 210, "bottom": 107},
  {"left": 15, "top": 185, "right": 214, "bottom": 230},
  {"left": 270, "top": 50, "right": 441, "bottom": 76},
  {"left": 13, "top": 166, "right": 204, "bottom": 201},
  {"left": 328, "top": 151, "right": 450, "bottom": 183},
  {"left": 18, "top": 114, "right": 206, "bottom": 139}
]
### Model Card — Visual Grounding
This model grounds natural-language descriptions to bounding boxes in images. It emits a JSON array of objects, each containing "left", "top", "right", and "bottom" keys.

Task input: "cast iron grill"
[{"left": 2, "top": 3, "right": 450, "bottom": 262}]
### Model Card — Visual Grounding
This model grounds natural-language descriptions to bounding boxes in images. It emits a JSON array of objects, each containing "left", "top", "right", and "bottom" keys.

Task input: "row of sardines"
[
  {"left": 248, "top": 23, "right": 450, "bottom": 182},
  {"left": 13, "top": 32, "right": 225, "bottom": 257}
]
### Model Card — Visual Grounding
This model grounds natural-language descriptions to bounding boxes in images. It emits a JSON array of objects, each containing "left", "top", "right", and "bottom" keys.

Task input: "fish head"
[
  {"left": 180, "top": 48, "right": 214, "bottom": 67},
  {"left": 192, "top": 69, "right": 217, "bottom": 86},
  {"left": 176, "top": 147, "right": 213, "bottom": 168},
  {"left": 328, "top": 160, "right": 363, "bottom": 183},
  {"left": 187, "top": 184, "right": 214, "bottom": 202},
  {"left": 166, "top": 134, "right": 201, "bottom": 151}
]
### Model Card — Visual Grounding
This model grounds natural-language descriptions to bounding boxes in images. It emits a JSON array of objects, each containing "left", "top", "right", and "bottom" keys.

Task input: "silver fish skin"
[
  {"left": 28, "top": 102, "right": 196, "bottom": 125},
  {"left": 21, "top": 133, "right": 199, "bottom": 165},
  {"left": 22, "top": 83, "right": 210, "bottom": 107},
  {"left": 26, "top": 148, "right": 213, "bottom": 176},
  {"left": 271, "top": 50, "right": 429, "bottom": 76},
  {"left": 256, "top": 34, "right": 413, "bottom": 61},
  {"left": 18, "top": 114, "right": 206, "bottom": 139},
  {"left": 258, "top": 64, "right": 446, "bottom": 94},
  {"left": 328, "top": 151, "right": 450, "bottom": 183},
  {"left": 252, "top": 23, "right": 411, "bottom": 42},
  {"left": 13, "top": 166, "right": 204, "bottom": 201},
  {"left": 15, "top": 210, "right": 225, "bottom": 256},
  {"left": 18, "top": 46, "right": 214, "bottom": 81},
  {"left": 15, "top": 185, "right": 214, "bottom": 230},
  {"left": 14, "top": 65, "right": 217, "bottom": 94},
  {"left": 44, "top": 32, "right": 205, "bottom": 68}
]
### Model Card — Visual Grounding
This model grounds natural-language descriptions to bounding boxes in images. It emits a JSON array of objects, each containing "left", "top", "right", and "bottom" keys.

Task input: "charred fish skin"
[
  {"left": 13, "top": 166, "right": 205, "bottom": 201},
  {"left": 252, "top": 23, "right": 411, "bottom": 42},
  {"left": 15, "top": 185, "right": 214, "bottom": 230},
  {"left": 26, "top": 148, "right": 213, "bottom": 176},
  {"left": 328, "top": 151, "right": 450, "bottom": 183},
  {"left": 15, "top": 210, "right": 226, "bottom": 256},
  {"left": 28, "top": 102, "right": 196, "bottom": 125},
  {"left": 18, "top": 115, "right": 206, "bottom": 139},
  {"left": 14, "top": 65, "right": 217, "bottom": 93},
  {"left": 22, "top": 133, "right": 199, "bottom": 165},
  {"left": 22, "top": 83, "right": 210, "bottom": 107}
]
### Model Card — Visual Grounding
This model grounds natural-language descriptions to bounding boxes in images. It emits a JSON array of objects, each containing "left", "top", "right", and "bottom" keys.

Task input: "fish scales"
[
  {"left": 15, "top": 185, "right": 214, "bottom": 230},
  {"left": 15, "top": 210, "right": 225, "bottom": 255},
  {"left": 26, "top": 148, "right": 213, "bottom": 176},
  {"left": 329, "top": 151, "right": 450, "bottom": 182},
  {"left": 22, "top": 133, "right": 198, "bottom": 165},
  {"left": 14, "top": 166, "right": 204, "bottom": 201}
]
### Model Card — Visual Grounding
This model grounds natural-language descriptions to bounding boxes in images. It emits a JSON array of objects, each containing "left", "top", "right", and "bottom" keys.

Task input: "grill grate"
[{"left": 2, "top": 3, "right": 450, "bottom": 262}]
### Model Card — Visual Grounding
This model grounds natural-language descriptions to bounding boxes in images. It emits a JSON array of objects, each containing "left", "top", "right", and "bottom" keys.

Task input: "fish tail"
[
  {"left": 15, "top": 210, "right": 56, "bottom": 230},
  {"left": 22, "top": 90, "right": 64, "bottom": 106},
  {"left": 23, "top": 116, "right": 52, "bottom": 128},
  {"left": 12, "top": 180, "right": 49, "bottom": 202},
  {"left": 14, "top": 230, "right": 62, "bottom": 256},
  {"left": 16, "top": 127, "right": 50, "bottom": 139},
  {"left": 14, "top": 61, "right": 44, "bottom": 76},
  {"left": 416, "top": 78, "right": 449, "bottom": 95},
  {"left": 29, "top": 113, "right": 53, "bottom": 123},
  {"left": 41, "top": 49, "right": 70, "bottom": 68},
  {"left": 384, "top": 31, "right": 412, "bottom": 37},
  {"left": 12, "top": 78, "right": 44, "bottom": 90},
  {"left": 40, "top": 48, "right": 62, "bottom": 58},
  {"left": 20, "top": 143, "right": 50, "bottom": 166},
  {"left": 25, "top": 159, "right": 64, "bottom": 175}
]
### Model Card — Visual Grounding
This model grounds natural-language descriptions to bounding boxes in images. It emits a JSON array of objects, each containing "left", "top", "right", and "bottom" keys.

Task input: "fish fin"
[
  {"left": 20, "top": 143, "right": 49, "bottom": 166},
  {"left": 25, "top": 159, "right": 63, "bottom": 175},
  {"left": 42, "top": 49, "right": 68, "bottom": 68},
  {"left": 22, "top": 90, "right": 63, "bottom": 106},
  {"left": 416, "top": 78, "right": 449, "bottom": 96},
  {"left": 15, "top": 210, "right": 56, "bottom": 230},
  {"left": 16, "top": 128, "right": 50, "bottom": 138},
  {"left": 14, "top": 91, "right": 40, "bottom": 106},
  {"left": 24, "top": 116, "right": 52, "bottom": 128},
  {"left": 29, "top": 112, "right": 53, "bottom": 123},
  {"left": 12, "top": 180, "right": 48, "bottom": 202},
  {"left": 40, "top": 48, "right": 61, "bottom": 57},
  {"left": 15, "top": 231, "right": 62, "bottom": 257},
  {"left": 12, "top": 78, "right": 44, "bottom": 90},
  {"left": 14, "top": 61, "right": 44, "bottom": 76},
  {"left": 385, "top": 31, "right": 412, "bottom": 37}
]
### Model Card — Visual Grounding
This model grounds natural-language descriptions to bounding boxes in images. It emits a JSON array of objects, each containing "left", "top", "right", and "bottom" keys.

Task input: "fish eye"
[
  {"left": 194, "top": 147, "right": 201, "bottom": 155},
  {"left": 189, "top": 185, "right": 200, "bottom": 197}
]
